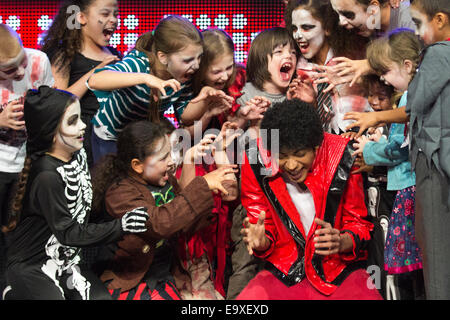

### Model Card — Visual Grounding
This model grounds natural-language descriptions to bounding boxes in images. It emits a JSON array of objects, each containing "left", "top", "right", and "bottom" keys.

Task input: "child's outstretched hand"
[
  {"left": 241, "top": 211, "right": 270, "bottom": 255},
  {"left": 121, "top": 207, "right": 149, "bottom": 234},
  {"left": 213, "top": 121, "right": 242, "bottom": 154},
  {"left": 344, "top": 111, "right": 380, "bottom": 138},
  {"left": 287, "top": 78, "right": 316, "bottom": 104},
  {"left": 313, "top": 58, "right": 370, "bottom": 90},
  {"left": 352, "top": 135, "right": 371, "bottom": 157},
  {"left": 184, "top": 133, "right": 217, "bottom": 164},
  {"left": 203, "top": 164, "right": 239, "bottom": 195},
  {"left": 145, "top": 74, "right": 181, "bottom": 101},
  {"left": 239, "top": 96, "right": 271, "bottom": 121},
  {"left": 341, "top": 131, "right": 358, "bottom": 140},
  {"left": 191, "top": 86, "right": 234, "bottom": 107}
]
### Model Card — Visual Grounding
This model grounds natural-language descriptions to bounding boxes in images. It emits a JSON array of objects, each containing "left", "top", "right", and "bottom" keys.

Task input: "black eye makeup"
[
  {"left": 1, "top": 68, "right": 18, "bottom": 75},
  {"left": 67, "top": 115, "right": 79, "bottom": 126},
  {"left": 301, "top": 24, "right": 315, "bottom": 31},
  {"left": 340, "top": 10, "right": 356, "bottom": 20},
  {"left": 411, "top": 18, "right": 422, "bottom": 29}
]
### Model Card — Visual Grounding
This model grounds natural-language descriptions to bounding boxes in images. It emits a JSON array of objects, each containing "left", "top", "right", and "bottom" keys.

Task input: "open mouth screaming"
[
  {"left": 280, "top": 62, "right": 293, "bottom": 82},
  {"left": 103, "top": 28, "right": 116, "bottom": 41}
]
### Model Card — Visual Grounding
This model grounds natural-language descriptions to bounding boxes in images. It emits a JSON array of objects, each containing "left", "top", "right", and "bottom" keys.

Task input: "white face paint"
[
  {"left": 0, "top": 49, "right": 27, "bottom": 81},
  {"left": 330, "top": 0, "right": 374, "bottom": 37},
  {"left": 54, "top": 100, "right": 87, "bottom": 157},
  {"left": 292, "top": 9, "right": 326, "bottom": 61},
  {"left": 410, "top": 6, "right": 437, "bottom": 46},
  {"left": 165, "top": 43, "right": 203, "bottom": 83}
]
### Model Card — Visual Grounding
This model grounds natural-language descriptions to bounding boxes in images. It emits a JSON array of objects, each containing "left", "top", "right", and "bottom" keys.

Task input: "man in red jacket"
[{"left": 237, "top": 99, "right": 382, "bottom": 299}]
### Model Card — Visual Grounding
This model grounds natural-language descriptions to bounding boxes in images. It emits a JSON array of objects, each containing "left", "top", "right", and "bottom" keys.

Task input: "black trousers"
[
  {"left": 0, "top": 171, "right": 19, "bottom": 228},
  {"left": 4, "top": 262, "right": 112, "bottom": 300}
]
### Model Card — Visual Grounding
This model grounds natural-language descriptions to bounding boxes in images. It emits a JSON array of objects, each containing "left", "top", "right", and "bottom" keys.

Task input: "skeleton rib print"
[{"left": 56, "top": 148, "right": 92, "bottom": 224}]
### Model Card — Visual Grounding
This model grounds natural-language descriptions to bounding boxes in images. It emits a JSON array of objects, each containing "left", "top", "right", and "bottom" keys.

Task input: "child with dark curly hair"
[
  {"left": 41, "top": 0, "right": 122, "bottom": 168},
  {"left": 237, "top": 98, "right": 382, "bottom": 299}
]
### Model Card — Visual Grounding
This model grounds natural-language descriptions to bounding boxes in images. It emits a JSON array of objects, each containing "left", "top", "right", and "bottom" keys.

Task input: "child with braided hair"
[{"left": 3, "top": 86, "right": 148, "bottom": 300}]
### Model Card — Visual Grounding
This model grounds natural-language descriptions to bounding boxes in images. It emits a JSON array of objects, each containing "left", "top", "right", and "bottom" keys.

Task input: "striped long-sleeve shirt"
[{"left": 91, "top": 49, "right": 195, "bottom": 140}]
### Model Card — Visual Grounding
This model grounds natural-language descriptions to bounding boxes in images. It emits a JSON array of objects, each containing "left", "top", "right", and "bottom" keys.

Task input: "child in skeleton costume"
[{"left": 3, "top": 86, "right": 149, "bottom": 300}]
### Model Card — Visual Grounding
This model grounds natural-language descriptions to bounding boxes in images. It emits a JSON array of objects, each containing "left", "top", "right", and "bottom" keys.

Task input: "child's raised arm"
[
  {"left": 211, "top": 122, "right": 240, "bottom": 201},
  {"left": 313, "top": 57, "right": 373, "bottom": 92},
  {"left": 179, "top": 125, "right": 240, "bottom": 200},
  {"left": 179, "top": 133, "right": 216, "bottom": 189},
  {"left": 344, "top": 107, "right": 409, "bottom": 138},
  {"left": 181, "top": 86, "right": 234, "bottom": 125},
  {"left": 88, "top": 70, "right": 180, "bottom": 97}
]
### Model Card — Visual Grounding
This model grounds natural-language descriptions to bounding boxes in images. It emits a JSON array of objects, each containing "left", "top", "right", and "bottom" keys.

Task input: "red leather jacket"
[{"left": 241, "top": 133, "right": 373, "bottom": 296}]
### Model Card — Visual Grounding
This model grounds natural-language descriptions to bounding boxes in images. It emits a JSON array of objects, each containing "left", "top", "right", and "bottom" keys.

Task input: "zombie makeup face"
[
  {"left": 291, "top": 8, "right": 327, "bottom": 61},
  {"left": 79, "top": 0, "right": 119, "bottom": 47},
  {"left": 265, "top": 43, "right": 297, "bottom": 93},
  {"left": 163, "top": 43, "right": 204, "bottom": 83},
  {"left": 0, "top": 49, "right": 28, "bottom": 81},
  {"left": 410, "top": 5, "right": 439, "bottom": 45},
  {"left": 139, "top": 136, "right": 174, "bottom": 187},
  {"left": 53, "top": 100, "right": 87, "bottom": 159},
  {"left": 330, "top": 0, "right": 375, "bottom": 37},
  {"left": 204, "top": 53, "right": 234, "bottom": 90}
]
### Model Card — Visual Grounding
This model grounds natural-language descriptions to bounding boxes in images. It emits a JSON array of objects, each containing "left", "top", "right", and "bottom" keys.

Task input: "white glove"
[{"left": 121, "top": 207, "right": 149, "bottom": 233}]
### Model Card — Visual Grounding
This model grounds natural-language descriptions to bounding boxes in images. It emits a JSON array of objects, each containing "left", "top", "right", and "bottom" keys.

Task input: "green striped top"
[{"left": 91, "top": 49, "right": 195, "bottom": 139}]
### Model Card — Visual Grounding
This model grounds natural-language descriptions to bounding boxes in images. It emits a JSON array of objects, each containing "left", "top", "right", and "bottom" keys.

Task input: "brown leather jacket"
[{"left": 100, "top": 174, "right": 214, "bottom": 292}]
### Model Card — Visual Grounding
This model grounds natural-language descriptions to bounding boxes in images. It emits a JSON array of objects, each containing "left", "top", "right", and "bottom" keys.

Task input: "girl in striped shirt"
[{"left": 88, "top": 15, "right": 203, "bottom": 164}]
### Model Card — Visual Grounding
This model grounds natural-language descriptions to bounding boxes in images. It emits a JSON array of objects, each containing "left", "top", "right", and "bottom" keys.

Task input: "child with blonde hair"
[{"left": 352, "top": 29, "right": 425, "bottom": 299}]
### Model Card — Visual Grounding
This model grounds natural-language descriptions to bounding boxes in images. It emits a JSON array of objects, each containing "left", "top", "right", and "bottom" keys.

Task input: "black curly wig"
[{"left": 260, "top": 98, "right": 324, "bottom": 153}]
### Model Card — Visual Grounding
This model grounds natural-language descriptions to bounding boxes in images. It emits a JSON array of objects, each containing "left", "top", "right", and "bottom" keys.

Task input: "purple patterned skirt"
[{"left": 384, "top": 186, "right": 423, "bottom": 274}]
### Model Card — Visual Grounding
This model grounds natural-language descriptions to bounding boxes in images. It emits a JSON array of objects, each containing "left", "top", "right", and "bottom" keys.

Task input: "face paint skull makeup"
[
  {"left": 54, "top": 100, "right": 87, "bottom": 159},
  {"left": 292, "top": 8, "right": 326, "bottom": 61},
  {"left": 330, "top": 0, "right": 374, "bottom": 37},
  {"left": 0, "top": 49, "right": 27, "bottom": 81}
]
